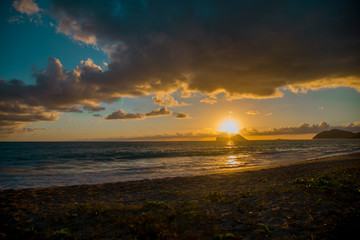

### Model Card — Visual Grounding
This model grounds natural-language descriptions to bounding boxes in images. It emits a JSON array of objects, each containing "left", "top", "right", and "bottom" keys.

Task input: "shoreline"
[
  {"left": 2, "top": 151, "right": 360, "bottom": 192},
  {"left": 1, "top": 152, "right": 359, "bottom": 239}
]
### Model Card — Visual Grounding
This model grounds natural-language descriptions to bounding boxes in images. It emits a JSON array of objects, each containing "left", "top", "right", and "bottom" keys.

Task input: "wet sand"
[{"left": 1, "top": 152, "right": 359, "bottom": 239}]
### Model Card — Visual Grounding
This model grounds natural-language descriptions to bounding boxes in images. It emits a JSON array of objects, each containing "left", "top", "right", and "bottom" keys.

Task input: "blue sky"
[
  {"left": 0, "top": 0, "right": 107, "bottom": 84},
  {"left": 0, "top": 0, "right": 359, "bottom": 141}
]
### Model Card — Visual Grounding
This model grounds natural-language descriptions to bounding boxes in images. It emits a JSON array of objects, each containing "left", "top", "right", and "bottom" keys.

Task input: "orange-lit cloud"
[
  {"left": 286, "top": 77, "right": 360, "bottom": 94},
  {"left": 152, "top": 94, "right": 189, "bottom": 107},
  {"left": 200, "top": 98, "right": 217, "bottom": 104},
  {"left": 105, "top": 107, "right": 173, "bottom": 120},
  {"left": 0, "top": 101, "right": 60, "bottom": 136},
  {"left": 12, "top": 0, "right": 40, "bottom": 15},
  {"left": 105, "top": 107, "right": 192, "bottom": 121},
  {"left": 247, "top": 110, "right": 260, "bottom": 115},
  {"left": 56, "top": 16, "right": 97, "bottom": 45},
  {"left": 174, "top": 112, "right": 191, "bottom": 119}
]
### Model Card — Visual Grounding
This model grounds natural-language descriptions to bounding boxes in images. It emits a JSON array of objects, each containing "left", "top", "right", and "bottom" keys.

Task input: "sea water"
[{"left": 0, "top": 140, "right": 359, "bottom": 190}]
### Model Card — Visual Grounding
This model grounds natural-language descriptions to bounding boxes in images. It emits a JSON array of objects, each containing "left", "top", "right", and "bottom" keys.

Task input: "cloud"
[
  {"left": 174, "top": 112, "right": 191, "bottom": 119},
  {"left": 247, "top": 110, "right": 260, "bottom": 115},
  {"left": 0, "top": 126, "right": 48, "bottom": 137},
  {"left": 105, "top": 109, "right": 144, "bottom": 120},
  {"left": 341, "top": 121, "right": 360, "bottom": 132},
  {"left": 12, "top": 0, "right": 40, "bottom": 15},
  {"left": 264, "top": 113, "right": 272, "bottom": 116},
  {"left": 0, "top": 116, "right": 50, "bottom": 137},
  {"left": 22, "top": 127, "right": 48, "bottom": 132},
  {"left": 240, "top": 121, "right": 360, "bottom": 136},
  {"left": 46, "top": 0, "right": 360, "bottom": 99},
  {"left": 82, "top": 102, "right": 105, "bottom": 112},
  {"left": 105, "top": 107, "right": 173, "bottom": 120},
  {"left": 104, "top": 107, "right": 191, "bottom": 120},
  {"left": 10, "top": 0, "right": 42, "bottom": 24},
  {"left": 145, "top": 107, "right": 173, "bottom": 117},
  {"left": 152, "top": 94, "right": 189, "bottom": 107},
  {"left": 2, "top": 0, "right": 360, "bottom": 129},
  {"left": 200, "top": 98, "right": 217, "bottom": 104},
  {"left": 0, "top": 57, "right": 111, "bottom": 133},
  {"left": 56, "top": 16, "right": 97, "bottom": 45},
  {"left": 0, "top": 58, "right": 112, "bottom": 112},
  {"left": 0, "top": 101, "right": 60, "bottom": 135}
]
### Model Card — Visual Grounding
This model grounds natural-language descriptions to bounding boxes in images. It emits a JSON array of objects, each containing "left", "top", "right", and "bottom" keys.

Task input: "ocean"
[{"left": 0, "top": 140, "right": 359, "bottom": 190}]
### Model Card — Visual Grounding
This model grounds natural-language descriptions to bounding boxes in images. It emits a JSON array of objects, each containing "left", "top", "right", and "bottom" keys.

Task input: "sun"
[{"left": 219, "top": 119, "right": 239, "bottom": 134}]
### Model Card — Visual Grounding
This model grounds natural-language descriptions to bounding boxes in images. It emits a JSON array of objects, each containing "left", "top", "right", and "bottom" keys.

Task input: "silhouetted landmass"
[
  {"left": 216, "top": 134, "right": 247, "bottom": 141},
  {"left": 353, "top": 132, "right": 360, "bottom": 138},
  {"left": 313, "top": 129, "right": 360, "bottom": 139}
]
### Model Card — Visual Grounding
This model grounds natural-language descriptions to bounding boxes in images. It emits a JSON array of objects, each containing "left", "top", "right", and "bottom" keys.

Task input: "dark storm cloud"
[
  {"left": 0, "top": 58, "right": 115, "bottom": 111},
  {"left": 49, "top": 0, "right": 360, "bottom": 97}
]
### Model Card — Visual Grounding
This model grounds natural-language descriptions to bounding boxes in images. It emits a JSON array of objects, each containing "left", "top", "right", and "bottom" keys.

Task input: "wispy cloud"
[
  {"left": 200, "top": 98, "right": 217, "bottom": 104},
  {"left": 247, "top": 110, "right": 260, "bottom": 115}
]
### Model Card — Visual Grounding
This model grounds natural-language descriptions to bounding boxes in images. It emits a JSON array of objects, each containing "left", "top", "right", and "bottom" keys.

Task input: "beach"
[{"left": 1, "top": 152, "right": 359, "bottom": 239}]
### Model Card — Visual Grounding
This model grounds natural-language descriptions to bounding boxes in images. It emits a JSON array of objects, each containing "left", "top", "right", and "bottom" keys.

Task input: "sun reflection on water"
[
  {"left": 228, "top": 155, "right": 238, "bottom": 167},
  {"left": 227, "top": 155, "right": 248, "bottom": 169},
  {"left": 224, "top": 140, "right": 235, "bottom": 149}
]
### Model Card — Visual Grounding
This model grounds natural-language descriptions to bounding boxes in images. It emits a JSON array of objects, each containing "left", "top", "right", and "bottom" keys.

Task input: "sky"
[{"left": 0, "top": 0, "right": 359, "bottom": 141}]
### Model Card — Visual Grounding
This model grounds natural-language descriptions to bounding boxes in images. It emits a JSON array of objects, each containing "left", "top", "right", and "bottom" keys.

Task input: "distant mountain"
[
  {"left": 313, "top": 129, "right": 360, "bottom": 139},
  {"left": 216, "top": 134, "right": 247, "bottom": 141}
]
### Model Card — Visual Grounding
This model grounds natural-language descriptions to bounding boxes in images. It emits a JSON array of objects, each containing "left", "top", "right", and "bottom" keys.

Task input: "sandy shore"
[{"left": 1, "top": 152, "right": 359, "bottom": 239}]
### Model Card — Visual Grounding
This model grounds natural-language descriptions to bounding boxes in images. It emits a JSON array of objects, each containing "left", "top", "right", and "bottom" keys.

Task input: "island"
[
  {"left": 313, "top": 129, "right": 360, "bottom": 139},
  {"left": 216, "top": 134, "right": 247, "bottom": 141}
]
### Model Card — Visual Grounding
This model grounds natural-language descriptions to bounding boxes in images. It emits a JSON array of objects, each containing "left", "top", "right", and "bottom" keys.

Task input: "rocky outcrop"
[{"left": 216, "top": 134, "right": 247, "bottom": 141}]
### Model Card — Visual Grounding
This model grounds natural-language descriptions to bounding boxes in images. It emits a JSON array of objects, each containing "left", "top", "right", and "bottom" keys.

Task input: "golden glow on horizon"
[{"left": 219, "top": 119, "right": 239, "bottom": 134}]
